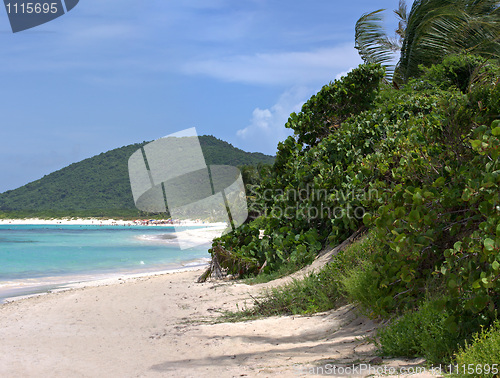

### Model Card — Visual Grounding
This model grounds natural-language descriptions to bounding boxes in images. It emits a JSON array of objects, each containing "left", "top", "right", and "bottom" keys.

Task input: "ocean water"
[{"left": 0, "top": 224, "right": 212, "bottom": 302}]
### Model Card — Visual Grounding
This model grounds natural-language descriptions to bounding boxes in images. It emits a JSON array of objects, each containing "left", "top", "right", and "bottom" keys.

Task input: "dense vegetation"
[
  {"left": 209, "top": 0, "right": 500, "bottom": 365},
  {"left": 0, "top": 135, "right": 274, "bottom": 218},
  {"left": 355, "top": 0, "right": 500, "bottom": 84}
]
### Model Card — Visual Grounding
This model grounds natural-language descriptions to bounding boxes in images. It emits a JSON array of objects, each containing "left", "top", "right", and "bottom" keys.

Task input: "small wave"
[
  {"left": 182, "top": 257, "right": 211, "bottom": 267},
  {"left": 0, "top": 238, "right": 35, "bottom": 244},
  {"left": 136, "top": 234, "right": 177, "bottom": 243}
]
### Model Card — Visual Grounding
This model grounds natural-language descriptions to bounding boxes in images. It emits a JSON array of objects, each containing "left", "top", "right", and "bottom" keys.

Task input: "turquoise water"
[{"left": 0, "top": 224, "right": 211, "bottom": 301}]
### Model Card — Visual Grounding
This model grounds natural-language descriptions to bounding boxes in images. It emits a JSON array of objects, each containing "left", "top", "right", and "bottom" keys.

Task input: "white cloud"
[
  {"left": 183, "top": 44, "right": 363, "bottom": 85},
  {"left": 235, "top": 86, "right": 313, "bottom": 154},
  {"left": 234, "top": 63, "right": 362, "bottom": 154}
]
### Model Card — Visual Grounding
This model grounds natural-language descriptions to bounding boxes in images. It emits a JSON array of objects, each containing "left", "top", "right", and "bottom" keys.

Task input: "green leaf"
[
  {"left": 492, "top": 261, "right": 500, "bottom": 271},
  {"left": 444, "top": 317, "right": 458, "bottom": 333},
  {"left": 484, "top": 238, "right": 495, "bottom": 251},
  {"left": 296, "top": 244, "right": 307, "bottom": 256},
  {"left": 461, "top": 188, "right": 471, "bottom": 201},
  {"left": 433, "top": 177, "right": 445, "bottom": 187},
  {"left": 492, "top": 127, "right": 500, "bottom": 137},
  {"left": 423, "top": 191, "right": 434, "bottom": 199},
  {"left": 473, "top": 295, "right": 489, "bottom": 311},
  {"left": 470, "top": 139, "right": 482, "bottom": 150},
  {"left": 412, "top": 191, "right": 423, "bottom": 204},
  {"left": 408, "top": 209, "right": 421, "bottom": 222},
  {"left": 395, "top": 233, "right": 406, "bottom": 242},
  {"left": 395, "top": 206, "right": 406, "bottom": 218}
]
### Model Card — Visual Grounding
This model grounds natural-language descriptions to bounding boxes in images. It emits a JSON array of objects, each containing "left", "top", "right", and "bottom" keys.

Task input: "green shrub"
[
  {"left": 221, "top": 233, "right": 376, "bottom": 321},
  {"left": 340, "top": 259, "right": 388, "bottom": 317},
  {"left": 338, "top": 232, "right": 434, "bottom": 317},
  {"left": 243, "top": 261, "right": 305, "bottom": 285},
  {"left": 211, "top": 63, "right": 387, "bottom": 277},
  {"left": 220, "top": 264, "right": 342, "bottom": 322},
  {"left": 414, "top": 54, "right": 494, "bottom": 93},
  {"left": 376, "top": 299, "right": 463, "bottom": 364},
  {"left": 257, "top": 232, "right": 383, "bottom": 317},
  {"left": 215, "top": 57, "right": 500, "bottom": 331},
  {"left": 453, "top": 321, "right": 500, "bottom": 377},
  {"left": 260, "top": 265, "right": 342, "bottom": 316}
]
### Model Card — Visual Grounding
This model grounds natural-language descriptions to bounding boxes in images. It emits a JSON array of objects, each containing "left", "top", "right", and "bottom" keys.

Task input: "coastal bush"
[
  {"left": 220, "top": 264, "right": 343, "bottom": 321},
  {"left": 453, "top": 321, "right": 500, "bottom": 377},
  {"left": 256, "top": 265, "right": 342, "bottom": 316},
  {"left": 413, "top": 54, "right": 497, "bottom": 93},
  {"left": 222, "top": 232, "right": 375, "bottom": 320},
  {"left": 375, "top": 298, "right": 463, "bottom": 365},
  {"left": 363, "top": 117, "right": 500, "bottom": 323},
  {"left": 284, "top": 63, "right": 385, "bottom": 147},
  {"left": 209, "top": 217, "right": 323, "bottom": 277},
  {"left": 210, "top": 63, "right": 388, "bottom": 277},
  {"left": 340, "top": 260, "right": 387, "bottom": 316},
  {"left": 214, "top": 55, "right": 500, "bottom": 366},
  {"left": 360, "top": 70, "right": 500, "bottom": 324},
  {"left": 333, "top": 234, "right": 396, "bottom": 317}
]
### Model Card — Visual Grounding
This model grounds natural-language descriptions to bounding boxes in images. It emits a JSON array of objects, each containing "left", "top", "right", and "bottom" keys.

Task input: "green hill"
[{"left": 0, "top": 135, "right": 274, "bottom": 217}]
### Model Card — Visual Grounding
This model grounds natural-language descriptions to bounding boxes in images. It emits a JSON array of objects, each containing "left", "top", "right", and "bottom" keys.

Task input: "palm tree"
[
  {"left": 355, "top": 0, "right": 500, "bottom": 84},
  {"left": 355, "top": 0, "right": 408, "bottom": 82}
]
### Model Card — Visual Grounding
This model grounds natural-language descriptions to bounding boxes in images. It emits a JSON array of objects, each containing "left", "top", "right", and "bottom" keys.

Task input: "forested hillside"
[{"left": 0, "top": 135, "right": 274, "bottom": 217}]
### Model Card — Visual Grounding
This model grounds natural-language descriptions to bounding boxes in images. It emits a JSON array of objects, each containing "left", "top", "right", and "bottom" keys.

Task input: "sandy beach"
[
  {"left": 0, "top": 218, "right": 227, "bottom": 228},
  {"left": 0, "top": 266, "right": 439, "bottom": 377},
  {"left": 0, "top": 220, "right": 439, "bottom": 377}
]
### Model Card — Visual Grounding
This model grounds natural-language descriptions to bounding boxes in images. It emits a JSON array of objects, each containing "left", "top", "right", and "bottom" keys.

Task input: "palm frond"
[
  {"left": 394, "top": 0, "right": 408, "bottom": 40},
  {"left": 355, "top": 9, "right": 397, "bottom": 81},
  {"left": 398, "top": 0, "right": 500, "bottom": 82},
  {"left": 419, "top": 6, "right": 499, "bottom": 61}
]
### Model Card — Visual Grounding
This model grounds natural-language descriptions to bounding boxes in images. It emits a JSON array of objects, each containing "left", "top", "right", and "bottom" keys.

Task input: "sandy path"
[{"left": 0, "top": 269, "right": 438, "bottom": 377}]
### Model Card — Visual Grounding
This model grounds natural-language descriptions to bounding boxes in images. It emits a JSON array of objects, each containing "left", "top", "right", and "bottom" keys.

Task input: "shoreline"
[
  {"left": 0, "top": 266, "right": 435, "bottom": 377},
  {"left": 0, "top": 261, "right": 209, "bottom": 304},
  {"left": 0, "top": 219, "right": 435, "bottom": 376},
  {"left": 0, "top": 218, "right": 225, "bottom": 303},
  {"left": 0, "top": 217, "right": 227, "bottom": 228}
]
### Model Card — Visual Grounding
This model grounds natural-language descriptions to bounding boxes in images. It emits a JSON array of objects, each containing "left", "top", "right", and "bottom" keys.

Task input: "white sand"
[
  {"left": 0, "top": 269, "right": 439, "bottom": 377},
  {"left": 0, "top": 217, "right": 227, "bottom": 228},
  {"left": 0, "top": 222, "right": 439, "bottom": 377}
]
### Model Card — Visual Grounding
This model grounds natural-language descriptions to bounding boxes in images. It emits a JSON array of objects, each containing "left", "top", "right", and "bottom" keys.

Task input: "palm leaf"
[
  {"left": 355, "top": 9, "right": 397, "bottom": 81},
  {"left": 398, "top": 0, "right": 500, "bottom": 82},
  {"left": 394, "top": 0, "right": 408, "bottom": 40}
]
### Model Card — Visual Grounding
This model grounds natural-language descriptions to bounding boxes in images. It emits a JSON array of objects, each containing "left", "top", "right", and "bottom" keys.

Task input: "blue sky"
[{"left": 0, "top": 0, "right": 404, "bottom": 193}]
